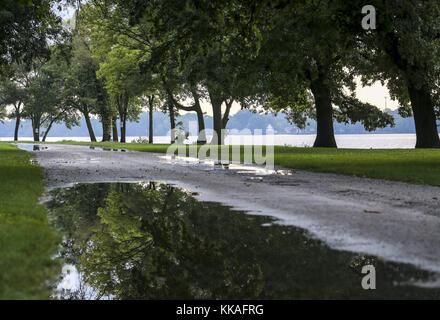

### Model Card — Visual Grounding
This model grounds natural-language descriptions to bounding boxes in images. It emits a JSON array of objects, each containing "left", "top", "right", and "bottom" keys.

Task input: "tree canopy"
[
  {"left": 1, "top": 0, "right": 438, "bottom": 147},
  {"left": 0, "top": 0, "right": 64, "bottom": 76}
]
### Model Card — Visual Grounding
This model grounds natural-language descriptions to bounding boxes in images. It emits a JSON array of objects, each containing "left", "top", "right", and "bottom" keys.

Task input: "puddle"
[
  {"left": 89, "top": 146, "right": 130, "bottom": 153},
  {"left": 16, "top": 144, "right": 48, "bottom": 151},
  {"left": 161, "top": 155, "right": 294, "bottom": 176},
  {"left": 16, "top": 143, "right": 132, "bottom": 153},
  {"left": 45, "top": 182, "right": 440, "bottom": 300}
]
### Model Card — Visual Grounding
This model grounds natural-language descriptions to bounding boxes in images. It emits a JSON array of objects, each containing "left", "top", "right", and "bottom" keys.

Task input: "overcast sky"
[
  {"left": 196, "top": 80, "right": 399, "bottom": 116},
  {"left": 355, "top": 80, "right": 399, "bottom": 110}
]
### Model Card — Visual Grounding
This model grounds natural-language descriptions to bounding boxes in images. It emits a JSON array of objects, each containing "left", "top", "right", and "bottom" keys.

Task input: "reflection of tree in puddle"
[{"left": 47, "top": 183, "right": 440, "bottom": 299}]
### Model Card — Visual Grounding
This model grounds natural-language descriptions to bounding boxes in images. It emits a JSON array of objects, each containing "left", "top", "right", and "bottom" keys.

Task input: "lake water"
[
  {"left": 47, "top": 182, "right": 440, "bottom": 300},
  {"left": 0, "top": 133, "right": 426, "bottom": 149}
]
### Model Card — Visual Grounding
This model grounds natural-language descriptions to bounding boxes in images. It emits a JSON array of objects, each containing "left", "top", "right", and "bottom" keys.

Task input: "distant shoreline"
[
  {"left": 0, "top": 132, "right": 422, "bottom": 139},
  {"left": 2, "top": 133, "right": 432, "bottom": 149}
]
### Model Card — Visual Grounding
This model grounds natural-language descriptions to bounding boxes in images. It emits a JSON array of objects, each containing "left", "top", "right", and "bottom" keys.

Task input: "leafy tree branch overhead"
[{"left": 0, "top": 0, "right": 437, "bottom": 148}]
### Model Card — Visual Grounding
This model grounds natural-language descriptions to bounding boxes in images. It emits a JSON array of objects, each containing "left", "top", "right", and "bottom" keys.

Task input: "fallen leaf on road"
[{"left": 364, "top": 210, "right": 381, "bottom": 214}]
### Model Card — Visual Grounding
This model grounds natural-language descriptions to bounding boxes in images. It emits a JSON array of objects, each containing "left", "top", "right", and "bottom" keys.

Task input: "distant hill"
[{"left": 0, "top": 109, "right": 419, "bottom": 139}]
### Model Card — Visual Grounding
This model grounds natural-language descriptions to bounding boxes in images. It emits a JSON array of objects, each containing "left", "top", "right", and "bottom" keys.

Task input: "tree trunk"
[
  {"left": 101, "top": 113, "right": 112, "bottom": 142},
  {"left": 148, "top": 95, "right": 154, "bottom": 144},
  {"left": 32, "top": 120, "right": 40, "bottom": 142},
  {"left": 33, "top": 130, "right": 39, "bottom": 142},
  {"left": 310, "top": 75, "right": 337, "bottom": 148},
  {"left": 212, "top": 102, "right": 223, "bottom": 145},
  {"left": 13, "top": 102, "right": 22, "bottom": 141},
  {"left": 169, "top": 103, "right": 176, "bottom": 143},
  {"left": 83, "top": 111, "right": 97, "bottom": 142},
  {"left": 188, "top": 86, "right": 207, "bottom": 145},
  {"left": 42, "top": 119, "right": 56, "bottom": 142},
  {"left": 222, "top": 99, "right": 233, "bottom": 129},
  {"left": 208, "top": 89, "right": 224, "bottom": 145},
  {"left": 14, "top": 116, "right": 20, "bottom": 141},
  {"left": 120, "top": 114, "right": 126, "bottom": 143},
  {"left": 382, "top": 32, "right": 440, "bottom": 148},
  {"left": 112, "top": 117, "right": 119, "bottom": 142},
  {"left": 408, "top": 84, "right": 440, "bottom": 148},
  {"left": 116, "top": 94, "right": 128, "bottom": 143},
  {"left": 196, "top": 108, "right": 206, "bottom": 145}
]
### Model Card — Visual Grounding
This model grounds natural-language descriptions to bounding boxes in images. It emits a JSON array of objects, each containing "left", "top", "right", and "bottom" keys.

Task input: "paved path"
[{"left": 27, "top": 143, "right": 440, "bottom": 275}]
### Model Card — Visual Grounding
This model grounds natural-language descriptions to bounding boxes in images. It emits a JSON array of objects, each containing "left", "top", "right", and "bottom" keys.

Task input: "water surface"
[
  {"left": 46, "top": 182, "right": 440, "bottom": 300},
  {"left": 3, "top": 133, "right": 427, "bottom": 149},
  {"left": 15, "top": 144, "right": 48, "bottom": 151}
]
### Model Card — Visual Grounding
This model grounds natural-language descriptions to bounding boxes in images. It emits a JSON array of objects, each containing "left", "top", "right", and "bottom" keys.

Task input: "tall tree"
[
  {"left": 72, "top": 2, "right": 113, "bottom": 142},
  {"left": 81, "top": 0, "right": 179, "bottom": 144},
  {"left": 0, "top": 0, "right": 65, "bottom": 139},
  {"left": 96, "top": 45, "right": 144, "bottom": 143},
  {"left": 22, "top": 53, "right": 80, "bottom": 142},
  {"left": 346, "top": 0, "right": 440, "bottom": 148},
  {"left": 251, "top": 0, "right": 394, "bottom": 147},
  {"left": 61, "top": 36, "right": 112, "bottom": 142},
  {"left": 0, "top": 76, "right": 26, "bottom": 141},
  {"left": 147, "top": 95, "right": 155, "bottom": 144},
  {"left": 112, "top": 0, "right": 259, "bottom": 145}
]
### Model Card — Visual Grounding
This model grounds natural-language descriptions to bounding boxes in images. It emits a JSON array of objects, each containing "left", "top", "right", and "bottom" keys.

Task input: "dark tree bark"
[
  {"left": 42, "top": 119, "right": 56, "bottom": 142},
  {"left": 189, "top": 87, "right": 207, "bottom": 145},
  {"left": 112, "top": 117, "right": 119, "bottom": 142},
  {"left": 33, "top": 130, "right": 39, "bottom": 142},
  {"left": 310, "top": 74, "right": 337, "bottom": 148},
  {"left": 211, "top": 100, "right": 223, "bottom": 145},
  {"left": 31, "top": 119, "right": 40, "bottom": 142},
  {"left": 14, "top": 116, "right": 20, "bottom": 141},
  {"left": 208, "top": 87, "right": 225, "bottom": 145},
  {"left": 408, "top": 84, "right": 440, "bottom": 148},
  {"left": 148, "top": 95, "right": 154, "bottom": 144},
  {"left": 122, "top": 93, "right": 129, "bottom": 143},
  {"left": 383, "top": 32, "right": 440, "bottom": 148},
  {"left": 83, "top": 111, "right": 97, "bottom": 142},
  {"left": 13, "top": 102, "right": 22, "bottom": 141},
  {"left": 222, "top": 99, "right": 233, "bottom": 129},
  {"left": 195, "top": 108, "right": 206, "bottom": 144},
  {"left": 120, "top": 114, "right": 127, "bottom": 143},
  {"left": 101, "top": 113, "right": 112, "bottom": 142},
  {"left": 168, "top": 102, "right": 176, "bottom": 143},
  {"left": 116, "top": 94, "right": 128, "bottom": 143}
]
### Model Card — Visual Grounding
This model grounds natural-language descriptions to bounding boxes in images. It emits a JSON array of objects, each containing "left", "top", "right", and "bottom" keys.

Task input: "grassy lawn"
[
  {"left": 5, "top": 140, "right": 440, "bottom": 186},
  {"left": 0, "top": 144, "right": 60, "bottom": 299},
  {"left": 272, "top": 147, "right": 440, "bottom": 186}
]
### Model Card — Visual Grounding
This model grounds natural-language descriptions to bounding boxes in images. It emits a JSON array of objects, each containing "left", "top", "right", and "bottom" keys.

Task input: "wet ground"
[
  {"left": 15, "top": 143, "right": 440, "bottom": 295},
  {"left": 47, "top": 182, "right": 440, "bottom": 299}
]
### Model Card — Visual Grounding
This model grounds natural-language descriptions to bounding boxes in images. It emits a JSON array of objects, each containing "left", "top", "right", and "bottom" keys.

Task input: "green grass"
[
  {"left": 6, "top": 140, "right": 440, "bottom": 186},
  {"left": 272, "top": 147, "right": 440, "bottom": 186},
  {"left": 0, "top": 144, "right": 60, "bottom": 299}
]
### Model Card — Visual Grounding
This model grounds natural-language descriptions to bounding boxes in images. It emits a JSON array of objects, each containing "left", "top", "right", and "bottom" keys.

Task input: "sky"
[
  {"left": 195, "top": 79, "right": 400, "bottom": 116},
  {"left": 355, "top": 80, "right": 399, "bottom": 111}
]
